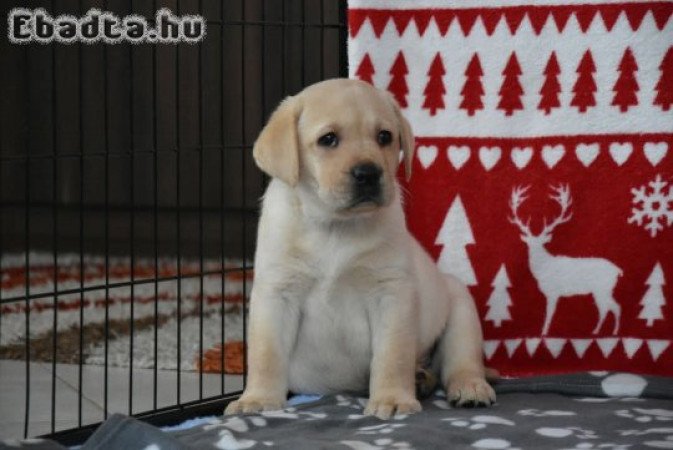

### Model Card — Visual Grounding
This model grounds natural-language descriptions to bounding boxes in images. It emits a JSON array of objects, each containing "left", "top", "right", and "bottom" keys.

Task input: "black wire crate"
[{"left": 0, "top": 0, "right": 347, "bottom": 444}]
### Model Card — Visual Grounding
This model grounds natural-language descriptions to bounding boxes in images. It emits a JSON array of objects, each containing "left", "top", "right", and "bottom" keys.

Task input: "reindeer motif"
[{"left": 509, "top": 185, "right": 622, "bottom": 335}]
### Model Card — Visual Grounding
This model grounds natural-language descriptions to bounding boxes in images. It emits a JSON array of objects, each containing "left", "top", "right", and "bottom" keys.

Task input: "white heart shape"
[
  {"left": 511, "top": 146, "right": 533, "bottom": 169},
  {"left": 447, "top": 145, "right": 470, "bottom": 170},
  {"left": 575, "top": 143, "right": 600, "bottom": 167},
  {"left": 417, "top": 145, "right": 438, "bottom": 169},
  {"left": 643, "top": 142, "right": 668, "bottom": 167},
  {"left": 542, "top": 144, "right": 565, "bottom": 169},
  {"left": 479, "top": 146, "right": 501, "bottom": 171},
  {"left": 609, "top": 142, "right": 633, "bottom": 166}
]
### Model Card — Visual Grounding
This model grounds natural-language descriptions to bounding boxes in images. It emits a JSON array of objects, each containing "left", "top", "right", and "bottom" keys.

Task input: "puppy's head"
[{"left": 253, "top": 79, "right": 414, "bottom": 218}]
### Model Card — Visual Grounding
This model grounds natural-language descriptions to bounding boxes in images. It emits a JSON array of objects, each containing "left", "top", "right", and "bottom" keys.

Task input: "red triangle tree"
[
  {"left": 355, "top": 53, "right": 375, "bottom": 85},
  {"left": 612, "top": 48, "right": 639, "bottom": 112},
  {"left": 538, "top": 52, "right": 561, "bottom": 115},
  {"left": 497, "top": 52, "right": 524, "bottom": 116},
  {"left": 654, "top": 47, "right": 673, "bottom": 111},
  {"left": 423, "top": 53, "right": 446, "bottom": 116},
  {"left": 460, "top": 53, "right": 484, "bottom": 116},
  {"left": 571, "top": 50, "right": 597, "bottom": 113},
  {"left": 387, "top": 52, "right": 409, "bottom": 108}
]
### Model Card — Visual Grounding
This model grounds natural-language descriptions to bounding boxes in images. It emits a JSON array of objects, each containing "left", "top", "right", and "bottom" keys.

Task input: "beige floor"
[{"left": 0, "top": 359, "right": 244, "bottom": 440}]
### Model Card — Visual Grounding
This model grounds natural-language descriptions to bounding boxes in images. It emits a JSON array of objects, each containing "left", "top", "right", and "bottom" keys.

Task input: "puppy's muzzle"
[{"left": 350, "top": 163, "right": 383, "bottom": 206}]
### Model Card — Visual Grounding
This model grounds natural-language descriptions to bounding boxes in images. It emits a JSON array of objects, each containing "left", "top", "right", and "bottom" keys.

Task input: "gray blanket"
[{"left": 4, "top": 372, "right": 673, "bottom": 449}]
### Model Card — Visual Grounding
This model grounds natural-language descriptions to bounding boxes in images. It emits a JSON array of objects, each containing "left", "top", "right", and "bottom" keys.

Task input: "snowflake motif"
[{"left": 628, "top": 174, "right": 673, "bottom": 237}]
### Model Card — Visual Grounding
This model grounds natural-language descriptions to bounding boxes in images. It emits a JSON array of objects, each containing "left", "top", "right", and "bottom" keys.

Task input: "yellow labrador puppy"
[{"left": 225, "top": 79, "right": 495, "bottom": 419}]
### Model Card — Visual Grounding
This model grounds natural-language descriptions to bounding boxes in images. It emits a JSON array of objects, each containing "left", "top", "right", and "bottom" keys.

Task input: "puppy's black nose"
[{"left": 351, "top": 163, "right": 382, "bottom": 186}]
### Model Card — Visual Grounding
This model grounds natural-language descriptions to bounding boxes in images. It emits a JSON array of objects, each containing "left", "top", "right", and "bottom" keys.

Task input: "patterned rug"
[{"left": 0, "top": 253, "right": 250, "bottom": 374}]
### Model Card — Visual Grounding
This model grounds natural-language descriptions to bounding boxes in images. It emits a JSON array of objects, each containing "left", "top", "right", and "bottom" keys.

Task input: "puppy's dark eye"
[
  {"left": 317, "top": 132, "right": 338, "bottom": 148},
  {"left": 377, "top": 130, "right": 393, "bottom": 146}
]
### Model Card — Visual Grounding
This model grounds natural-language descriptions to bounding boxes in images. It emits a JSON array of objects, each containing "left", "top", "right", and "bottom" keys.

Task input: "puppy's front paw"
[
  {"left": 365, "top": 392, "right": 422, "bottom": 420},
  {"left": 224, "top": 392, "right": 285, "bottom": 415},
  {"left": 447, "top": 373, "right": 496, "bottom": 407}
]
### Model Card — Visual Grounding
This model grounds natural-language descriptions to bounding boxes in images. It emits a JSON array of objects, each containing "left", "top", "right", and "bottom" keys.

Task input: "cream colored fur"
[{"left": 225, "top": 79, "right": 495, "bottom": 419}]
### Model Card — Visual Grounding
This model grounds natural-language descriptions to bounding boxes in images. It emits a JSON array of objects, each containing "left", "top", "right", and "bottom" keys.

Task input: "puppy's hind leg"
[{"left": 436, "top": 276, "right": 495, "bottom": 407}]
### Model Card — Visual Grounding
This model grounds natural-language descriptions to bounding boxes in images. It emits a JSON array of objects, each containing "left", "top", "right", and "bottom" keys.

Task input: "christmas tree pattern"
[
  {"left": 388, "top": 51, "right": 409, "bottom": 108},
  {"left": 654, "top": 47, "right": 673, "bottom": 111},
  {"left": 355, "top": 53, "right": 375, "bottom": 85},
  {"left": 435, "top": 195, "right": 477, "bottom": 286},
  {"left": 639, "top": 262, "right": 667, "bottom": 327},
  {"left": 538, "top": 52, "right": 561, "bottom": 115},
  {"left": 497, "top": 52, "right": 524, "bottom": 116},
  {"left": 571, "top": 50, "right": 597, "bottom": 113},
  {"left": 423, "top": 53, "right": 446, "bottom": 116},
  {"left": 612, "top": 48, "right": 639, "bottom": 112},
  {"left": 485, "top": 264, "right": 513, "bottom": 327},
  {"left": 459, "top": 53, "right": 485, "bottom": 116}
]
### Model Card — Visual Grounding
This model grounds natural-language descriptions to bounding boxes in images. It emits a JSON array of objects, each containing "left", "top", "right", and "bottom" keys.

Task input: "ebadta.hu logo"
[{"left": 7, "top": 8, "right": 206, "bottom": 44}]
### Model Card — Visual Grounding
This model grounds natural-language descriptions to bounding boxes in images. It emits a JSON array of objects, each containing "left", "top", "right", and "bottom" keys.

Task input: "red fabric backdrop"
[{"left": 348, "top": 1, "right": 673, "bottom": 377}]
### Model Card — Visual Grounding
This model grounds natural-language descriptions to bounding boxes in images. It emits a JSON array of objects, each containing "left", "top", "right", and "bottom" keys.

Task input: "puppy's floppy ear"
[
  {"left": 397, "top": 108, "right": 415, "bottom": 181},
  {"left": 386, "top": 93, "right": 416, "bottom": 180},
  {"left": 253, "top": 95, "right": 302, "bottom": 186}
]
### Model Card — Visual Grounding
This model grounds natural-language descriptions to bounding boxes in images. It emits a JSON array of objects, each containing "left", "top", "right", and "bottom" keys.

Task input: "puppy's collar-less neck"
[
  {"left": 293, "top": 184, "right": 402, "bottom": 234},
  {"left": 301, "top": 200, "right": 385, "bottom": 231}
]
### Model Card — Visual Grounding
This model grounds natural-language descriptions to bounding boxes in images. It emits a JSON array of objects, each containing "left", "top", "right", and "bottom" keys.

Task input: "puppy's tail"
[
  {"left": 415, "top": 366, "right": 439, "bottom": 399},
  {"left": 485, "top": 367, "right": 500, "bottom": 381}
]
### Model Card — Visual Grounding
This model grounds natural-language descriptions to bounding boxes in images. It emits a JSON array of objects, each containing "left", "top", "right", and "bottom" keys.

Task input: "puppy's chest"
[
  {"left": 295, "top": 261, "right": 379, "bottom": 355},
  {"left": 301, "top": 264, "right": 377, "bottom": 323},
  {"left": 289, "top": 231, "right": 392, "bottom": 350},
  {"left": 285, "top": 233, "right": 400, "bottom": 392},
  {"left": 290, "top": 271, "right": 374, "bottom": 392},
  {"left": 292, "top": 232, "right": 383, "bottom": 302}
]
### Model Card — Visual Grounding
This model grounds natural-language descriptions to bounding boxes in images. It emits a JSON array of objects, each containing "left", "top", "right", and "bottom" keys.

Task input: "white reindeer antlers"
[
  {"left": 509, "top": 184, "right": 573, "bottom": 238},
  {"left": 540, "top": 184, "right": 573, "bottom": 237},
  {"left": 509, "top": 185, "right": 532, "bottom": 237}
]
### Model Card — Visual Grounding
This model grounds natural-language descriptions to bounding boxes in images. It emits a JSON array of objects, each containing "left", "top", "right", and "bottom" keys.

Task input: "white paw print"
[
  {"left": 443, "top": 415, "right": 515, "bottom": 430},
  {"left": 575, "top": 397, "right": 644, "bottom": 404},
  {"left": 618, "top": 422, "right": 673, "bottom": 446},
  {"left": 215, "top": 430, "right": 256, "bottom": 449},
  {"left": 339, "top": 396, "right": 369, "bottom": 409},
  {"left": 559, "top": 443, "right": 631, "bottom": 450},
  {"left": 337, "top": 395, "right": 361, "bottom": 409},
  {"left": 374, "top": 438, "right": 412, "bottom": 448},
  {"left": 259, "top": 410, "right": 299, "bottom": 419},
  {"left": 518, "top": 409, "right": 576, "bottom": 417},
  {"left": 616, "top": 408, "right": 673, "bottom": 423},
  {"left": 249, "top": 417, "right": 267, "bottom": 427},
  {"left": 356, "top": 423, "right": 407, "bottom": 435},
  {"left": 341, "top": 438, "right": 412, "bottom": 450},
  {"left": 433, "top": 399, "right": 451, "bottom": 409},
  {"left": 535, "top": 427, "right": 597, "bottom": 440},
  {"left": 471, "top": 438, "right": 521, "bottom": 449}
]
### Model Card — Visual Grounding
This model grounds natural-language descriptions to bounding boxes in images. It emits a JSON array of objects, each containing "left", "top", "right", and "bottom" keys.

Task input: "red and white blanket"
[{"left": 348, "top": 0, "right": 673, "bottom": 377}]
